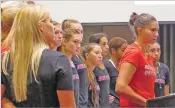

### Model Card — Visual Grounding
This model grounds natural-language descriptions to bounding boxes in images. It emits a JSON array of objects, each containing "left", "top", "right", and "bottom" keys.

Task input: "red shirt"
[
  {"left": 119, "top": 43, "right": 156, "bottom": 107},
  {"left": 1, "top": 44, "right": 10, "bottom": 54}
]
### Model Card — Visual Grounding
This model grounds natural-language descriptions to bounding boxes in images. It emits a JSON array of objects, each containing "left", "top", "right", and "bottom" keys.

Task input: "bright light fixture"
[{"left": 134, "top": 1, "right": 175, "bottom": 5}]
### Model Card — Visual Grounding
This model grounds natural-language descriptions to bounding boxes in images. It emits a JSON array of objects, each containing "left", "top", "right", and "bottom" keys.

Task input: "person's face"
[
  {"left": 115, "top": 43, "right": 127, "bottom": 60},
  {"left": 64, "top": 34, "right": 82, "bottom": 55},
  {"left": 86, "top": 45, "right": 103, "bottom": 66},
  {"left": 54, "top": 25, "right": 63, "bottom": 47},
  {"left": 99, "top": 37, "right": 109, "bottom": 57},
  {"left": 70, "top": 23, "right": 83, "bottom": 35},
  {"left": 39, "top": 15, "right": 56, "bottom": 46},
  {"left": 139, "top": 21, "right": 159, "bottom": 44},
  {"left": 148, "top": 43, "right": 161, "bottom": 62}
]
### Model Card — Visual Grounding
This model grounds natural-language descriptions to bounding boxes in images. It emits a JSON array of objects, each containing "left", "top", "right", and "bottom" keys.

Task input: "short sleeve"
[
  {"left": 1, "top": 73, "right": 5, "bottom": 84},
  {"left": 1, "top": 71, "right": 7, "bottom": 97},
  {"left": 55, "top": 55, "right": 74, "bottom": 90},
  {"left": 120, "top": 49, "right": 140, "bottom": 68},
  {"left": 164, "top": 64, "right": 170, "bottom": 85}
]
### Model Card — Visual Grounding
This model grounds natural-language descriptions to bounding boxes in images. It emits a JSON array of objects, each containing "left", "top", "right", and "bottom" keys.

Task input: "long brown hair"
[{"left": 81, "top": 43, "right": 99, "bottom": 106}]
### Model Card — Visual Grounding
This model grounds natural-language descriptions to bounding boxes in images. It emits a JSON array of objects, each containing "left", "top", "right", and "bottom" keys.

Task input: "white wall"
[{"left": 35, "top": 1, "right": 175, "bottom": 23}]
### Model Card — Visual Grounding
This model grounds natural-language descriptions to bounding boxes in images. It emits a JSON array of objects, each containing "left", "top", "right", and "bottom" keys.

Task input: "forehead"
[
  {"left": 121, "top": 43, "right": 127, "bottom": 49},
  {"left": 71, "top": 23, "right": 83, "bottom": 29},
  {"left": 147, "top": 21, "right": 159, "bottom": 29},
  {"left": 71, "top": 33, "right": 82, "bottom": 40},
  {"left": 92, "top": 45, "right": 102, "bottom": 51},
  {"left": 150, "top": 43, "right": 160, "bottom": 49},
  {"left": 100, "top": 37, "right": 108, "bottom": 43},
  {"left": 55, "top": 25, "right": 62, "bottom": 29}
]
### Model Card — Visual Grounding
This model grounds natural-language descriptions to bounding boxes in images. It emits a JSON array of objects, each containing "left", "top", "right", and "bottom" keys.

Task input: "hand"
[{"left": 109, "top": 95, "right": 115, "bottom": 104}]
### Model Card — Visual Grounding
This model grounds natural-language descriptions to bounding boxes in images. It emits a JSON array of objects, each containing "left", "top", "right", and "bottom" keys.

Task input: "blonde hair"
[
  {"left": 52, "top": 20, "right": 61, "bottom": 26},
  {"left": 62, "top": 19, "right": 80, "bottom": 30},
  {"left": 2, "top": 4, "right": 50, "bottom": 102},
  {"left": 1, "top": 2, "right": 26, "bottom": 43},
  {"left": 81, "top": 43, "right": 99, "bottom": 106}
]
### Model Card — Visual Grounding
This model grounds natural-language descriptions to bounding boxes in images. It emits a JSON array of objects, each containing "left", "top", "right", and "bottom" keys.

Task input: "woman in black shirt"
[
  {"left": 81, "top": 43, "right": 103, "bottom": 108},
  {"left": 60, "top": 28, "right": 83, "bottom": 108},
  {"left": 104, "top": 37, "right": 127, "bottom": 108},
  {"left": 147, "top": 42, "right": 170, "bottom": 97},
  {"left": 1, "top": 4, "right": 75, "bottom": 108}
]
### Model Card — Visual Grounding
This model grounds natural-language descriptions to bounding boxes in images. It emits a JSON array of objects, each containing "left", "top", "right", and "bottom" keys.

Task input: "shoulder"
[
  {"left": 42, "top": 49, "right": 65, "bottom": 59},
  {"left": 41, "top": 49, "right": 69, "bottom": 67},
  {"left": 103, "top": 60, "right": 111, "bottom": 67},
  {"left": 159, "top": 62, "right": 169, "bottom": 72},
  {"left": 41, "top": 49, "right": 68, "bottom": 62},
  {"left": 123, "top": 43, "right": 141, "bottom": 57},
  {"left": 72, "top": 55, "right": 81, "bottom": 65}
]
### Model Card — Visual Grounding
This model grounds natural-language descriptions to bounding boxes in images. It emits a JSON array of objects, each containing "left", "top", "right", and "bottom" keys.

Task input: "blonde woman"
[
  {"left": 62, "top": 19, "right": 89, "bottom": 108},
  {"left": 1, "top": 2, "right": 26, "bottom": 107},
  {"left": 59, "top": 28, "right": 83, "bottom": 108},
  {"left": 1, "top": 4, "right": 75, "bottom": 107},
  {"left": 81, "top": 43, "right": 103, "bottom": 107}
]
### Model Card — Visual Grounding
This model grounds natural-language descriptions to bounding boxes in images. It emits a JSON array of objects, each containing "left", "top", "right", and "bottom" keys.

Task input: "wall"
[{"left": 35, "top": 1, "right": 175, "bottom": 23}]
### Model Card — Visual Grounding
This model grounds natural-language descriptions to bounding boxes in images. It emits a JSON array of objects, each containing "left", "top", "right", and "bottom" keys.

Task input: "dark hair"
[
  {"left": 108, "top": 37, "right": 127, "bottom": 53},
  {"left": 89, "top": 33, "right": 108, "bottom": 44},
  {"left": 129, "top": 12, "right": 157, "bottom": 35}
]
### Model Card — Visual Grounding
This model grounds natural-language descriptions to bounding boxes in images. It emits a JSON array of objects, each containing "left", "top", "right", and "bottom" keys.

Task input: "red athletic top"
[
  {"left": 119, "top": 43, "right": 156, "bottom": 107},
  {"left": 1, "top": 44, "right": 10, "bottom": 54}
]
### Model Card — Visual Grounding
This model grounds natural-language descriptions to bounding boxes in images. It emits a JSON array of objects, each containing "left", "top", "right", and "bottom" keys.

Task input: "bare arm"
[
  {"left": 1, "top": 84, "right": 15, "bottom": 108},
  {"left": 115, "top": 63, "right": 146, "bottom": 106},
  {"left": 1, "top": 84, "right": 5, "bottom": 98},
  {"left": 57, "top": 90, "right": 76, "bottom": 108},
  {"left": 164, "top": 85, "right": 169, "bottom": 96},
  {"left": 1, "top": 97, "right": 16, "bottom": 108}
]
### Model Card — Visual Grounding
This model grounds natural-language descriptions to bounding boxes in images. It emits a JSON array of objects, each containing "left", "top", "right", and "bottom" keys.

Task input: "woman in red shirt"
[{"left": 115, "top": 12, "right": 159, "bottom": 107}]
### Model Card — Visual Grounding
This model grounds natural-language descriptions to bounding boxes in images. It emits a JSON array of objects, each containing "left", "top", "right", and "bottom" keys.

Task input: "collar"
[
  {"left": 157, "top": 62, "right": 161, "bottom": 67},
  {"left": 109, "top": 59, "right": 116, "bottom": 68}
]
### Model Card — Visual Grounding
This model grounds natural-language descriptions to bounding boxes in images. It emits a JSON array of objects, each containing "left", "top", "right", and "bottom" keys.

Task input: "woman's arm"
[
  {"left": 164, "top": 85, "right": 169, "bottom": 96},
  {"left": 57, "top": 90, "right": 76, "bottom": 108},
  {"left": 1, "top": 84, "right": 5, "bottom": 98},
  {"left": 1, "top": 97, "right": 15, "bottom": 108},
  {"left": 115, "top": 62, "right": 147, "bottom": 106}
]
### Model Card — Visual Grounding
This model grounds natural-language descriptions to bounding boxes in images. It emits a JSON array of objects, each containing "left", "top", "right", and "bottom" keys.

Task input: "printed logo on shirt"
[
  {"left": 98, "top": 75, "right": 110, "bottom": 81},
  {"left": 73, "top": 74, "right": 79, "bottom": 80},
  {"left": 89, "top": 84, "right": 100, "bottom": 90},
  {"left": 77, "top": 64, "right": 86, "bottom": 70},
  {"left": 144, "top": 65, "right": 156, "bottom": 77},
  {"left": 155, "top": 79, "right": 165, "bottom": 84}
]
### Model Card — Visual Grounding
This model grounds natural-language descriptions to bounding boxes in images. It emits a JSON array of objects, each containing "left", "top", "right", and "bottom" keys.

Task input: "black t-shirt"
[
  {"left": 70, "top": 60, "right": 80, "bottom": 108},
  {"left": 94, "top": 66, "right": 110, "bottom": 108},
  {"left": 104, "top": 60, "right": 120, "bottom": 108},
  {"left": 88, "top": 78, "right": 100, "bottom": 108},
  {"left": 72, "top": 55, "right": 88, "bottom": 108},
  {"left": 154, "top": 62, "right": 170, "bottom": 97},
  {"left": 1, "top": 49, "right": 73, "bottom": 107}
]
